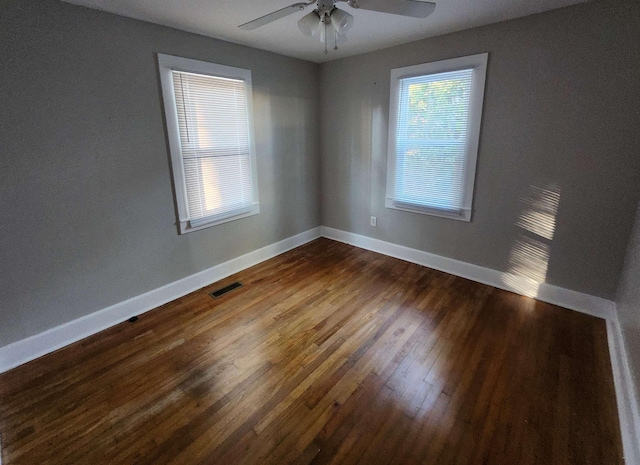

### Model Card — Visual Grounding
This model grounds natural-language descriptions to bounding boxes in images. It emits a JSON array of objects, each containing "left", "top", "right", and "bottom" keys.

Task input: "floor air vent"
[{"left": 210, "top": 282, "right": 242, "bottom": 299}]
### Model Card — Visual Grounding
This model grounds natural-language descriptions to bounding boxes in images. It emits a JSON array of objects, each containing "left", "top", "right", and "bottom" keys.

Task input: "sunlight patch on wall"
[
  {"left": 502, "top": 183, "right": 561, "bottom": 298},
  {"left": 503, "top": 237, "right": 550, "bottom": 298},
  {"left": 516, "top": 185, "right": 560, "bottom": 240}
]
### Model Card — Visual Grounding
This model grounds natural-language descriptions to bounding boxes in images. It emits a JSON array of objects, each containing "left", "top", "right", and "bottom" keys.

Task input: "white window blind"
[
  {"left": 395, "top": 69, "right": 472, "bottom": 214},
  {"left": 386, "top": 54, "right": 488, "bottom": 222},
  {"left": 172, "top": 70, "right": 255, "bottom": 227},
  {"left": 158, "top": 54, "right": 259, "bottom": 234}
]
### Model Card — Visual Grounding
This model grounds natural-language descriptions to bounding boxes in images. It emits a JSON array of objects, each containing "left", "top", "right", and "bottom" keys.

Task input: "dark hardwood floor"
[{"left": 0, "top": 238, "right": 623, "bottom": 464}]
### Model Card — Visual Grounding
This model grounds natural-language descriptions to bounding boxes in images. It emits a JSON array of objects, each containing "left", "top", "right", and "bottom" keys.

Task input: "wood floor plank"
[{"left": 0, "top": 238, "right": 624, "bottom": 465}]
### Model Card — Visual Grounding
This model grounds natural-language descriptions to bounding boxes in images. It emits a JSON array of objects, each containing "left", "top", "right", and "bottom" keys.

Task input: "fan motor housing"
[{"left": 317, "top": 0, "right": 334, "bottom": 13}]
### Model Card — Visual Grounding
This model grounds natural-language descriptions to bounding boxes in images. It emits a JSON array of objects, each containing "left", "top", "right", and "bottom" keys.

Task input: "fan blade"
[
  {"left": 239, "top": 3, "right": 311, "bottom": 30},
  {"left": 349, "top": 0, "right": 435, "bottom": 18}
]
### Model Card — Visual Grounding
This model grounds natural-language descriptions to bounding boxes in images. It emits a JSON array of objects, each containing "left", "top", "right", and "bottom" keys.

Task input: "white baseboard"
[
  {"left": 320, "top": 226, "right": 614, "bottom": 320},
  {"left": 321, "top": 226, "right": 640, "bottom": 464},
  {"left": 1, "top": 225, "right": 638, "bottom": 463},
  {"left": 0, "top": 227, "right": 321, "bottom": 374},
  {"left": 608, "top": 318, "right": 640, "bottom": 465}
]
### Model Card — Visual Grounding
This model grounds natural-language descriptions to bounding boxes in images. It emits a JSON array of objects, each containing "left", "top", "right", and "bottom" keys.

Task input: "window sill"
[
  {"left": 385, "top": 198, "right": 471, "bottom": 222},
  {"left": 179, "top": 204, "right": 260, "bottom": 234}
]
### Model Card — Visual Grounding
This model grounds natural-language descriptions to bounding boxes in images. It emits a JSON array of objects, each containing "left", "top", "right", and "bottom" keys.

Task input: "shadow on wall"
[
  {"left": 254, "top": 88, "right": 315, "bottom": 238},
  {"left": 502, "top": 183, "right": 561, "bottom": 298},
  {"left": 335, "top": 86, "right": 376, "bottom": 233},
  {"left": 370, "top": 98, "right": 387, "bottom": 228}
]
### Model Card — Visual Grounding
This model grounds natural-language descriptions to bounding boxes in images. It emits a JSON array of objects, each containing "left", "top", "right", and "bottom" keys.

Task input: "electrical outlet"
[{"left": 370, "top": 216, "right": 377, "bottom": 227}]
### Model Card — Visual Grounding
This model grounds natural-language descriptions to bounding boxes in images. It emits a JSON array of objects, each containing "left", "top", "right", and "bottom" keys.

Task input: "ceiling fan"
[{"left": 239, "top": 0, "right": 436, "bottom": 53}]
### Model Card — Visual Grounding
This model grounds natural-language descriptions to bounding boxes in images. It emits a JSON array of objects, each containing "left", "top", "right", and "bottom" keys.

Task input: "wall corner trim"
[
  {"left": 0, "top": 227, "right": 321, "bottom": 374},
  {"left": 608, "top": 316, "right": 640, "bottom": 465}
]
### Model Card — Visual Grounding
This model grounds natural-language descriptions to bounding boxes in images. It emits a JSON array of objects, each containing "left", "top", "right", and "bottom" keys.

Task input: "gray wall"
[
  {"left": 0, "top": 0, "right": 320, "bottom": 346},
  {"left": 2, "top": 0, "right": 640, "bottom": 349},
  {"left": 616, "top": 200, "right": 640, "bottom": 423},
  {"left": 319, "top": 0, "right": 640, "bottom": 299}
]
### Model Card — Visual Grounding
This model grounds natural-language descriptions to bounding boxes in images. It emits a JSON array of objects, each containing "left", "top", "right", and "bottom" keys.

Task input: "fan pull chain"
[
  {"left": 334, "top": 29, "right": 338, "bottom": 50},
  {"left": 324, "top": 21, "right": 328, "bottom": 54}
]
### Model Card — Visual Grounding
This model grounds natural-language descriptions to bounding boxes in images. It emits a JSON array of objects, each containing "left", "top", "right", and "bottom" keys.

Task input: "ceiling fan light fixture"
[
  {"left": 330, "top": 8, "right": 354, "bottom": 33},
  {"left": 320, "top": 19, "right": 333, "bottom": 43},
  {"left": 298, "top": 11, "right": 321, "bottom": 36},
  {"left": 239, "top": 0, "right": 437, "bottom": 55}
]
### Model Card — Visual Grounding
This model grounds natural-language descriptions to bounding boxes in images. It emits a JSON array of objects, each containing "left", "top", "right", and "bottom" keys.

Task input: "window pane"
[
  {"left": 395, "top": 69, "right": 473, "bottom": 212},
  {"left": 395, "top": 143, "right": 465, "bottom": 210},
  {"left": 172, "top": 70, "right": 255, "bottom": 224},
  {"left": 183, "top": 155, "right": 253, "bottom": 221}
]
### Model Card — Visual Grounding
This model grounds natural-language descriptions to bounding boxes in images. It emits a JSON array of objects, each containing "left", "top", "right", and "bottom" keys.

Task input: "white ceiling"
[{"left": 63, "top": 0, "right": 590, "bottom": 63}]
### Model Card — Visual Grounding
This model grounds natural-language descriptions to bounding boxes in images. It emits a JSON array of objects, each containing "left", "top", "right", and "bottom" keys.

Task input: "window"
[
  {"left": 386, "top": 53, "right": 488, "bottom": 221},
  {"left": 158, "top": 54, "right": 259, "bottom": 233}
]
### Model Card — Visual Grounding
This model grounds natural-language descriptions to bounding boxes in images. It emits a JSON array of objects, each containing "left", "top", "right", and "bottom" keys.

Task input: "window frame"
[
  {"left": 157, "top": 54, "right": 260, "bottom": 234},
  {"left": 385, "top": 53, "right": 488, "bottom": 222}
]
